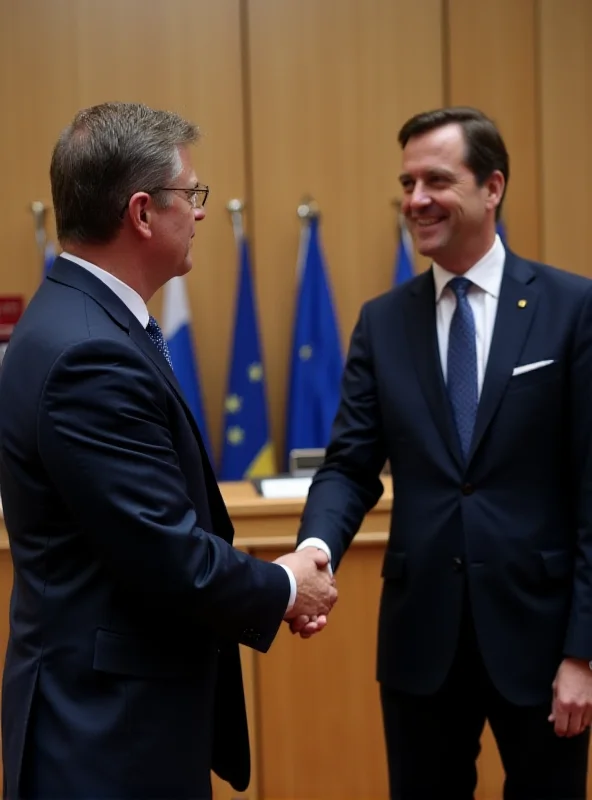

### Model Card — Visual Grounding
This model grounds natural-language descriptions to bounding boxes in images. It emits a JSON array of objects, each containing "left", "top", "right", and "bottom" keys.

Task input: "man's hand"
[
  {"left": 274, "top": 547, "right": 337, "bottom": 621},
  {"left": 549, "top": 657, "right": 592, "bottom": 736},
  {"left": 288, "top": 613, "right": 328, "bottom": 638}
]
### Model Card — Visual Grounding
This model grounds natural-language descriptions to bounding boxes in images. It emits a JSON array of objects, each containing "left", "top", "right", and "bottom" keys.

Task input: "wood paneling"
[
  {"left": 0, "top": 0, "right": 245, "bottom": 463},
  {"left": 246, "top": 0, "right": 444, "bottom": 464},
  {"left": 255, "top": 545, "right": 387, "bottom": 800},
  {"left": 0, "top": 0, "right": 78, "bottom": 292},
  {"left": 446, "top": 0, "right": 541, "bottom": 261},
  {"left": 538, "top": 0, "right": 592, "bottom": 277}
]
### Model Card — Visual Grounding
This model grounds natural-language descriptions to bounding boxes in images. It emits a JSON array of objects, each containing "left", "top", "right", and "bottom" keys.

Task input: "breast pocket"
[{"left": 507, "top": 361, "right": 562, "bottom": 393}]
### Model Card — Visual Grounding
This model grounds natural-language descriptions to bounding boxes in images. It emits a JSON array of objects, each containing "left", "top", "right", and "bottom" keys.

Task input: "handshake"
[{"left": 274, "top": 546, "right": 338, "bottom": 638}]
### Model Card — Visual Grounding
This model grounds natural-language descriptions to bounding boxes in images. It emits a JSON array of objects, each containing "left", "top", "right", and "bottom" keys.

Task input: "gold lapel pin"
[{"left": 518, "top": 299, "right": 527, "bottom": 308}]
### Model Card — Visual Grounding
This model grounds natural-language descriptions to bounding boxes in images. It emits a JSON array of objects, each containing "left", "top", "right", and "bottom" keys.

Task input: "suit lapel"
[
  {"left": 129, "top": 317, "right": 188, "bottom": 408},
  {"left": 128, "top": 317, "right": 232, "bottom": 537},
  {"left": 467, "top": 251, "right": 538, "bottom": 463},
  {"left": 404, "top": 271, "right": 464, "bottom": 468}
]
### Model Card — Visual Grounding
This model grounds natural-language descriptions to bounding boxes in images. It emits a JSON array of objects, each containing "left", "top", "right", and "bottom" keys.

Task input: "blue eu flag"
[
  {"left": 220, "top": 236, "right": 275, "bottom": 479},
  {"left": 286, "top": 215, "right": 343, "bottom": 457}
]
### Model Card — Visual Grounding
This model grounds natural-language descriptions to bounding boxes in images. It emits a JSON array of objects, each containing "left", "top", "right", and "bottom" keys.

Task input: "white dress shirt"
[
  {"left": 59, "top": 252, "right": 298, "bottom": 612},
  {"left": 298, "top": 234, "right": 506, "bottom": 565},
  {"left": 60, "top": 252, "right": 150, "bottom": 327},
  {"left": 433, "top": 234, "right": 505, "bottom": 394}
]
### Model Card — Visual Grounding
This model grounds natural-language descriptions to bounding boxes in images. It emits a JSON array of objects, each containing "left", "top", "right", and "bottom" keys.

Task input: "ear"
[
  {"left": 485, "top": 170, "right": 505, "bottom": 214},
  {"left": 127, "top": 192, "right": 153, "bottom": 239}
]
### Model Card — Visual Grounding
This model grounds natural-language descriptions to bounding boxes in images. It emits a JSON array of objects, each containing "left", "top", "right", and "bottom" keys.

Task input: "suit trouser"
[{"left": 380, "top": 593, "right": 589, "bottom": 800}]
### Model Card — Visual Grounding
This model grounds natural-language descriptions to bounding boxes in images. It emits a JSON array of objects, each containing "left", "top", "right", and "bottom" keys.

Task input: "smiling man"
[
  {"left": 0, "top": 102, "right": 337, "bottom": 799},
  {"left": 293, "top": 107, "right": 592, "bottom": 798}
]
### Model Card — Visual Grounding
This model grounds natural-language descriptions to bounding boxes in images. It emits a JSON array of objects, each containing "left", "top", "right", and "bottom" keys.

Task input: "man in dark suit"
[
  {"left": 0, "top": 102, "right": 337, "bottom": 800},
  {"left": 293, "top": 107, "right": 592, "bottom": 798}
]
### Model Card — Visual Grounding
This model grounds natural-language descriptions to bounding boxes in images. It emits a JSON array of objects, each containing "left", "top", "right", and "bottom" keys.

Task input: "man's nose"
[
  {"left": 409, "top": 184, "right": 431, "bottom": 209},
  {"left": 194, "top": 208, "right": 206, "bottom": 221}
]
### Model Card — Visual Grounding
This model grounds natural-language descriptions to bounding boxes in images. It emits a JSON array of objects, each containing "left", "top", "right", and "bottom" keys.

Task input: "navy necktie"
[
  {"left": 146, "top": 315, "right": 173, "bottom": 369},
  {"left": 446, "top": 277, "right": 478, "bottom": 460}
]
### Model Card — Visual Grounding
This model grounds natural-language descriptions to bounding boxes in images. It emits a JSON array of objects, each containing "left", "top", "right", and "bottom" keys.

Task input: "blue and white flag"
[{"left": 162, "top": 276, "right": 212, "bottom": 460}]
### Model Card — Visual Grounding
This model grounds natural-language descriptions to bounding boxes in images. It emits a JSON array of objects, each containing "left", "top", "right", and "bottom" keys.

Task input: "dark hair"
[
  {"left": 398, "top": 107, "right": 509, "bottom": 218},
  {"left": 50, "top": 102, "right": 200, "bottom": 244}
]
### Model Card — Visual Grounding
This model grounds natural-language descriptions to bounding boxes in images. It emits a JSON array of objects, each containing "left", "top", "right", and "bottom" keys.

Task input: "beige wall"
[{"left": 0, "top": 0, "right": 590, "bottom": 463}]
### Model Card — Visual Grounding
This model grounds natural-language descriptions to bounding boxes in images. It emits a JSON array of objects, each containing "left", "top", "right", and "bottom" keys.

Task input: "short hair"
[
  {"left": 50, "top": 102, "right": 200, "bottom": 244},
  {"left": 398, "top": 107, "right": 509, "bottom": 218}
]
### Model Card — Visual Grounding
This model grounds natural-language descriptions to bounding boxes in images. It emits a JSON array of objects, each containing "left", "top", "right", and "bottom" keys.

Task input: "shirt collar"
[
  {"left": 432, "top": 234, "right": 506, "bottom": 302},
  {"left": 59, "top": 252, "right": 150, "bottom": 328}
]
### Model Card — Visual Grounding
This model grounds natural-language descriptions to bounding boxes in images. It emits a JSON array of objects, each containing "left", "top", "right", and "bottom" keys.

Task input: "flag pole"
[
  {"left": 295, "top": 196, "right": 319, "bottom": 280},
  {"left": 30, "top": 201, "right": 49, "bottom": 268},
  {"left": 226, "top": 198, "right": 245, "bottom": 246},
  {"left": 297, "top": 195, "right": 320, "bottom": 221}
]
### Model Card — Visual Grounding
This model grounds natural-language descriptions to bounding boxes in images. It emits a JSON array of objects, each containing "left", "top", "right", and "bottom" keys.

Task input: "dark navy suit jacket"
[
  {"left": 297, "top": 250, "right": 592, "bottom": 706},
  {"left": 0, "top": 257, "right": 290, "bottom": 798}
]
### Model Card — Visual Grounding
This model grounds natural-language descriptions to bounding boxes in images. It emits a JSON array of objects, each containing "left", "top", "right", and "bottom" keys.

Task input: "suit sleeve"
[
  {"left": 37, "top": 337, "right": 290, "bottom": 652},
  {"left": 296, "top": 303, "right": 386, "bottom": 569},
  {"left": 564, "top": 285, "right": 592, "bottom": 659}
]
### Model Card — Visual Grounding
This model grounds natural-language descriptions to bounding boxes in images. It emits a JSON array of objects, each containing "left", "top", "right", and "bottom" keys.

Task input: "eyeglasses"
[
  {"left": 120, "top": 183, "right": 209, "bottom": 218},
  {"left": 152, "top": 183, "right": 209, "bottom": 209}
]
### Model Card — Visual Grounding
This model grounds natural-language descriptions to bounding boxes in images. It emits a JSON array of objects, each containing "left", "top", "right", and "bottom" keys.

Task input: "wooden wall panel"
[
  {"left": 246, "top": 0, "right": 444, "bottom": 464},
  {"left": 538, "top": 0, "right": 592, "bottom": 277},
  {"left": 0, "top": 0, "right": 78, "bottom": 293},
  {"left": 255, "top": 545, "right": 388, "bottom": 800},
  {"left": 0, "top": 0, "right": 245, "bottom": 463},
  {"left": 446, "top": 0, "right": 541, "bottom": 261}
]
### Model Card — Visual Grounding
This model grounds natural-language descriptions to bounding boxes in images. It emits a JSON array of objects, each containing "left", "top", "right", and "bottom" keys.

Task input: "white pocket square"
[{"left": 511, "top": 360, "right": 555, "bottom": 377}]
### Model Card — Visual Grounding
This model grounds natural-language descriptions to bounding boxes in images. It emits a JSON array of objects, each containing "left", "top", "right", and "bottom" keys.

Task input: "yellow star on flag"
[
  {"left": 225, "top": 394, "right": 243, "bottom": 414},
  {"left": 226, "top": 426, "right": 245, "bottom": 446},
  {"left": 299, "top": 344, "right": 313, "bottom": 361},
  {"left": 248, "top": 362, "right": 263, "bottom": 382}
]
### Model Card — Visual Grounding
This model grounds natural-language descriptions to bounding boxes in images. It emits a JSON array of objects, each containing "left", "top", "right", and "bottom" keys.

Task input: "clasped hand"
[{"left": 274, "top": 546, "right": 337, "bottom": 638}]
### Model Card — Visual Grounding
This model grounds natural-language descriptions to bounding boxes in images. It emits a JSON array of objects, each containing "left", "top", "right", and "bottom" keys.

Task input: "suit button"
[
  {"left": 452, "top": 557, "right": 464, "bottom": 572},
  {"left": 461, "top": 483, "right": 474, "bottom": 496}
]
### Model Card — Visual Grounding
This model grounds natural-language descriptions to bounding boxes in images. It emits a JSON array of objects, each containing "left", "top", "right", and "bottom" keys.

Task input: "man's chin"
[
  {"left": 178, "top": 257, "right": 193, "bottom": 276},
  {"left": 416, "top": 242, "right": 440, "bottom": 259}
]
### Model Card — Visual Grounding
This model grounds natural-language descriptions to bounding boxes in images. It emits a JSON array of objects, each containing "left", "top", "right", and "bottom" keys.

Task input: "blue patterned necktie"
[
  {"left": 446, "top": 277, "right": 478, "bottom": 460},
  {"left": 146, "top": 315, "right": 173, "bottom": 369}
]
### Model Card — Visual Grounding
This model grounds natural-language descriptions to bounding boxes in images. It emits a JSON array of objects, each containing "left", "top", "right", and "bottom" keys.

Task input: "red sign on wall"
[{"left": 0, "top": 296, "right": 24, "bottom": 342}]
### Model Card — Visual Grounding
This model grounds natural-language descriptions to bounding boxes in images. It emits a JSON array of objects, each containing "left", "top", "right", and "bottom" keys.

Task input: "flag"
[
  {"left": 162, "top": 276, "right": 212, "bottom": 460},
  {"left": 286, "top": 215, "right": 343, "bottom": 457},
  {"left": 496, "top": 219, "right": 508, "bottom": 245},
  {"left": 219, "top": 236, "right": 275, "bottom": 479},
  {"left": 43, "top": 242, "right": 56, "bottom": 278},
  {"left": 393, "top": 216, "right": 414, "bottom": 286}
]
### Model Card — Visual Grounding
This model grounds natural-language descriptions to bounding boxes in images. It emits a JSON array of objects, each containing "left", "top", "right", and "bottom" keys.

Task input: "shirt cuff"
[
  {"left": 278, "top": 565, "right": 297, "bottom": 614},
  {"left": 297, "top": 537, "right": 333, "bottom": 576}
]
